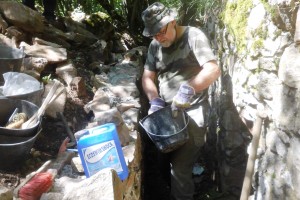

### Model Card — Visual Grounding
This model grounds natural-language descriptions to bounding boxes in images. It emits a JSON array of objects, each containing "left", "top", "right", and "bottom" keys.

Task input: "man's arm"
[
  {"left": 142, "top": 69, "right": 160, "bottom": 101},
  {"left": 188, "top": 60, "right": 221, "bottom": 92}
]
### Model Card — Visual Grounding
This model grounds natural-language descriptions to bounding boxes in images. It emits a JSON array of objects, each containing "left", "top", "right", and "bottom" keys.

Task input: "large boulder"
[{"left": 0, "top": 1, "right": 44, "bottom": 33}]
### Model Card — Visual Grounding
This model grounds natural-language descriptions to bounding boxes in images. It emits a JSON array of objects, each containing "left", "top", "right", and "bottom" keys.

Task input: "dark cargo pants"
[{"left": 170, "top": 118, "right": 206, "bottom": 200}]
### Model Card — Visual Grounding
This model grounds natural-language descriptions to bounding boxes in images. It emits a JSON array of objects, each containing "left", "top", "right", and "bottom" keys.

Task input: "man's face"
[{"left": 152, "top": 21, "right": 176, "bottom": 48}]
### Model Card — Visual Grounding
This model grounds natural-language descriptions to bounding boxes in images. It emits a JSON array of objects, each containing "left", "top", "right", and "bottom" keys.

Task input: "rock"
[
  {"left": 84, "top": 88, "right": 111, "bottom": 113},
  {"left": 23, "top": 69, "right": 41, "bottom": 80},
  {"left": 69, "top": 32, "right": 98, "bottom": 47},
  {"left": 5, "top": 26, "right": 25, "bottom": 45},
  {"left": 56, "top": 169, "right": 124, "bottom": 200},
  {"left": 0, "top": 186, "right": 13, "bottom": 200},
  {"left": 91, "top": 73, "right": 110, "bottom": 88},
  {"left": 122, "top": 143, "right": 136, "bottom": 164},
  {"left": 93, "top": 107, "right": 123, "bottom": 126},
  {"left": 0, "top": 1, "right": 44, "bottom": 33},
  {"left": 40, "top": 192, "right": 64, "bottom": 200},
  {"left": 64, "top": 17, "right": 96, "bottom": 40},
  {"left": 70, "top": 77, "right": 87, "bottom": 97},
  {"left": 295, "top": 8, "right": 300, "bottom": 44},
  {"left": 22, "top": 43, "right": 67, "bottom": 63},
  {"left": 0, "top": 14, "right": 8, "bottom": 34},
  {"left": 33, "top": 37, "right": 63, "bottom": 48},
  {"left": 56, "top": 61, "right": 78, "bottom": 85},
  {"left": 117, "top": 123, "right": 133, "bottom": 146},
  {"left": 35, "top": 26, "right": 72, "bottom": 49},
  {"left": 23, "top": 57, "right": 48, "bottom": 72},
  {"left": 71, "top": 156, "right": 84, "bottom": 173},
  {"left": 108, "top": 84, "right": 140, "bottom": 98},
  {"left": 279, "top": 43, "right": 300, "bottom": 89},
  {"left": 117, "top": 102, "right": 139, "bottom": 113},
  {"left": 0, "top": 34, "right": 14, "bottom": 46},
  {"left": 122, "top": 107, "right": 139, "bottom": 130},
  {"left": 83, "top": 11, "right": 114, "bottom": 40}
]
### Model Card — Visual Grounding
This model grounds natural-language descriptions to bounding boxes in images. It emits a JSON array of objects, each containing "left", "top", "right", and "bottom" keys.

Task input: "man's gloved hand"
[
  {"left": 171, "top": 83, "right": 195, "bottom": 117},
  {"left": 148, "top": 97, "right": 165, "bottom": 115}
]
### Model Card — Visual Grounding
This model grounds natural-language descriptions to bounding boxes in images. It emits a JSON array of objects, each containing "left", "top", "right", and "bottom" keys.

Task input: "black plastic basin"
[
  {"left": 0, "top": 98, "right": 40, "bottom": 137},
  {"left": 0, "top": 129, "right": 41, "bottom": 170}
]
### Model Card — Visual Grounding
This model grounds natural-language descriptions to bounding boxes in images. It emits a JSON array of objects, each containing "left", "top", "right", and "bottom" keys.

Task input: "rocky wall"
[{"left": 206, "top": 0, "right": 300, "bottom": 199}]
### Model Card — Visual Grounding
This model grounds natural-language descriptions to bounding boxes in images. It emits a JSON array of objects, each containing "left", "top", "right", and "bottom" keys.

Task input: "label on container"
[{"left": 81, "top": 140, "right": 123, "bottom": 176}]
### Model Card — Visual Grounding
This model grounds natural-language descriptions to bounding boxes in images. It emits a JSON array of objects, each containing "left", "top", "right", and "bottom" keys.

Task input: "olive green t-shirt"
[{"left": 144, "top": 26, "right": 216, "bottom": 105}]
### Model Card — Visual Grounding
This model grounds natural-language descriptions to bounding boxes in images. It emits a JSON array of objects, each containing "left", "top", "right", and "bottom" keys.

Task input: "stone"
[
  {"left": 71, "top": 156, "right": 84, "bottom": 173},
  {"left": 108, "top": 84, "right": 140, "bottom": 98},
  {"left": 278, "top": 43, "right": 300, "bottom": 89},
  {"left": 0, "top": 14, "right": 8, "bottom": 34},
  {"left": 259, "top": 57, "right": 277, "bottom": 72},
  {"left": 273, "top": 84, "right": 298, "bottom": 131},
  {"left": 0, "top": 34, "right": 14, "bottom": 47},
  {"left": 33, "top": 37, "right": 63, "bottom": 48},
  {"left": 257, "top": 71, "right": 281, "bottom": 100},
  {"left": 295, "top": 8, "right": 300, "bottom": 44},
  {"left": 70, "top": 77, "right": 87, "bottom": 97},
  {"left": 22, "top": 43, "right": 67, "bottom": 63},
  {"left": 122, "top": 108, "right": 139, "bottom": 130},
  {"left": 117, "top": 123, "right": 133, "bottom": 146},
  {"left": 122, "top": 143, "right": 136, "bottom": 164},
  {"left": 40, "top": 193, "right": 64, "bottom": 200},
  {"left": 84, "top": 88, "right": 111, "bottom": 113},
  {"left": 55, "top": 169, "right": 124, "bottom": 200},
  {"left": 0, "top": 1, "right": 44, "bottom": 33},
  {"left": 0, "top": 186, "right": 13, "bottom": 200},
  {"left": 91, "top": 73, "right": 110, "bottom": 88},
  {"left": 5, "top": 26, "right": 25, "bottom": 46},
  {"left": 93, "top": 107, "right": 123, "bottom": 126},
  {"left": 56, "top": 61, "right": 78, "bottom": 85},
  {"left": 247, "top": 3, "right": 266, "bottom": 33},
  {"left": 23, "top": 57, "right": 48, "bottom": 72}
]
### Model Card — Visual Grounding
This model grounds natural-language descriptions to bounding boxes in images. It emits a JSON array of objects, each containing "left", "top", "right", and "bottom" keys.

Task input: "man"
[
  {"left": 22, "top": 0, "right": 56, "bottom": 21},
  {"left": 141, "top": 2, "right": 221, "bottom": 200}
]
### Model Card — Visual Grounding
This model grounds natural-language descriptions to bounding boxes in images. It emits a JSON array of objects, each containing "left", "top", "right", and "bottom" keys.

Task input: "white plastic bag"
[{"left": 2, "top": 72, "right": 40, "bottom": 96}]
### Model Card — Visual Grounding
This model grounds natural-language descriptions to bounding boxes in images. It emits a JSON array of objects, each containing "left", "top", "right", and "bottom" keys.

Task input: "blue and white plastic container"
[{"left": 77, "top": 123, "right": 129, "bottom": 180}]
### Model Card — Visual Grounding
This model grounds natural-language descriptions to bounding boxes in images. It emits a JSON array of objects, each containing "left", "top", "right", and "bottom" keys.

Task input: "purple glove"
[
  {"left": 148, "top": 97, "right": 165, "bottom": 115},
  {"left": 171, "top": 83, "right": 195, "bottom": 110}
]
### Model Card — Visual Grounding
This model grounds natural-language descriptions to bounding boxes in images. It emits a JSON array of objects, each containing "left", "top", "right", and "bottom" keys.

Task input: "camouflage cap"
[{"left": 142, "top": 2, "right": 177, "bottom": 37}]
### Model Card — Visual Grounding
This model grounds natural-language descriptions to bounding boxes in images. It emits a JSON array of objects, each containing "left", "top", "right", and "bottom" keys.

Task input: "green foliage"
[
  {"left": 222, "top": 0, "right": 254, "bottom": 53},
  {"left": 196, "top": 0, "right": 218, "bottom": 18},
  {"left": 250, "top": 23, "right": 267, "bottom": 52},
  {"left": 113, "top": 0, "right": 126, "bottom": 16},
  {"left": 256, "top": 24, "right": 268, "bottom": 40},
  {"left": 252, "top": 39, "right": 264, "bottom": 51},
  {"left": 41, "top": 74, "right": 52, "bottom": 84},
  {"left": 160, "top": 0, "right": 181, "bottom": 9},
  {"left": 85, "top": 11, "right": 112, "bottom": 27},
  {"left": 161, "top": 0, "right": 218, "bottom": 23},
  {"left": 57, "top": 0, "right": 104, "bottom": 17}
]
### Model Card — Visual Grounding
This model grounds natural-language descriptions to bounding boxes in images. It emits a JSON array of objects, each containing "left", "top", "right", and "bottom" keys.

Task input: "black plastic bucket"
[
  {"left": 0, "top": 46, "right": 25, "bottom": 85},
  {"left": 0, "top": 129, "right": 41, "bottom": 170},
  {"left": 0, "top": 98, "right": 40, "bottom": 137},
  {"left": 139, "top": 106, "right": 189, "bottom": 153}
]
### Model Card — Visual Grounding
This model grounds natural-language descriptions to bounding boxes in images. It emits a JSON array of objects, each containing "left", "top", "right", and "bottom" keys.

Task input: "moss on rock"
[{"left": 222, "top": 0, "right": 254, "bottom": 53}]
